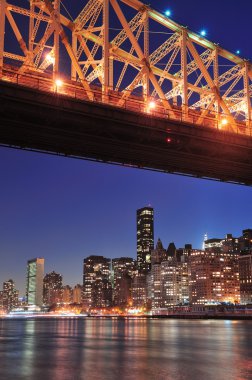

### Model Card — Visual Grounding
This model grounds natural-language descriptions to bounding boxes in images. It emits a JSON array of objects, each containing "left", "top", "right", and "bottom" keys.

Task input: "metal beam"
[{"left": 0, "top": 0, "right": 6, "bottom": 77}]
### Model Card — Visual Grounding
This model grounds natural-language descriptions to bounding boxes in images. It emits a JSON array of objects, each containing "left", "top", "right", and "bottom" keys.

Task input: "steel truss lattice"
[{"left": 0, "top": 0, "right": 252, "bottom": 134}]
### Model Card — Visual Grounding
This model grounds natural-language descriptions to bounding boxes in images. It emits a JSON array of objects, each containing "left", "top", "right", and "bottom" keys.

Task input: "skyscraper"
[
  {"left": 26, "top": 258, "right": 44, "bottom": 307},
  {"left": 112, "top": 257, "right": 136, "bottom": 306},
  {"left": 137, "top": 206, "right": 154, "bottom": 273},
  {"left": 83, "top": 255, "right": 112, "bottom": 308}
]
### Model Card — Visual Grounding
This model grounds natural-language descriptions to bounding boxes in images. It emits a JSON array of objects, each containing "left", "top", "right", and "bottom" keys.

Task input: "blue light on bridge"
[
  {"left": 165, "top": 10, "right": 172, "bottom": 17},
  {"left": 236, "top": 50, "right": 241, "bottom": 55},
  {"left": 200, "top": 29, "right": 207, "bottom": 37}
]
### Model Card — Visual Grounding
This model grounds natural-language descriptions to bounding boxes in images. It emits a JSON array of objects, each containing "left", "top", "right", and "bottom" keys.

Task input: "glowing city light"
[
  {"left": 236, "top": 50, "right": 241, "bottom": 55},
  {"left": 165, "top": 10, "right": 172, "bottom": 17},
  {"left": 200, "top": 29, "right": 207, "bottom": 37}
]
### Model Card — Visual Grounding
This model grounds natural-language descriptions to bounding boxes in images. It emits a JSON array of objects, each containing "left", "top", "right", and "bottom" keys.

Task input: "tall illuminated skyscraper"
[
  {"left": 26, "top": 258, "right": 44, "bottom": 307},
  {"left": 137, "top": 206, "right": 154, "bottom": 273}
]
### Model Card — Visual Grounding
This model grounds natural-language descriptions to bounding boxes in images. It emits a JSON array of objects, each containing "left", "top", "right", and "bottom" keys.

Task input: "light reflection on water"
[{"left": 0, "top": 318, "right": 251, "bottom": 380}]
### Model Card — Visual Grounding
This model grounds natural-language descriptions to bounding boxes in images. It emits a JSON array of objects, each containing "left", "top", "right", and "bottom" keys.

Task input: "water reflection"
[{"left": 0, "top": 318, "right": 251, "bottom": 380}]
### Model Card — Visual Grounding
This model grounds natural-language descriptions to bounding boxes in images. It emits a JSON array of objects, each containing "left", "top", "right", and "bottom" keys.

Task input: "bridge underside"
[{"left": 1, "top": 81, "right": 252, "bottom": 185}]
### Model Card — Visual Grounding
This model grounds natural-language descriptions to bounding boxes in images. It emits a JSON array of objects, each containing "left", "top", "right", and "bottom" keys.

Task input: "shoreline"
[{"left": 1, "top": 314, "right": 252, "bottom": 320}]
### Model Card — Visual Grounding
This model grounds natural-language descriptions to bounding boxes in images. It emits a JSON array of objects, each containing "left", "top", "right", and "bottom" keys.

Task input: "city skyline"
[
  {"left": 1, "top": 0, "right": 252, "bottom": 294},
  {"left": 2, "top": 227, "right": 250, "bottom": 310},
  {"left": 1, "top": 181, "right": 251, "bottom": 296}
]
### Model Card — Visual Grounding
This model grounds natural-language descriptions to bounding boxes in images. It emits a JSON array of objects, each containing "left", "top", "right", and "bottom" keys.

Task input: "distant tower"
[
  {"left": 202, "top": 233, "right": 208, "bottom": 250},
  {"left": 137, "top": 206, "right": 154, "bottom": 273},
  {"left": 26, "top": 258, "right": 44, "bottom": 307}
]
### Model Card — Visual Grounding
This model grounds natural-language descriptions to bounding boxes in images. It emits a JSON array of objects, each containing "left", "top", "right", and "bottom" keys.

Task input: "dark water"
[{"left": 0, "top": 318, "right": 251, "bottom": 380}]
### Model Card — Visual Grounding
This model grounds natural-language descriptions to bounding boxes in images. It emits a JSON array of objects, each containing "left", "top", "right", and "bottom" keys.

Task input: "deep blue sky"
[{"left": 1, "top": 0, "right": 252, "bottom": 295}]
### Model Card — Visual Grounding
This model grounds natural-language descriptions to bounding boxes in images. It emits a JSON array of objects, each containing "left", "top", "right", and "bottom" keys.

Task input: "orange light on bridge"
[
  {"left": 55, "top": 79, "right": 63, "bottom": 87},
  {"left": 146, "top": 100, "right": 156, "bottom": 113},
  {"left": 46, "top": 52, "right": 55, "bottom": 65},
  {"left": 149, "top": 101, "right": 156, "bottom": 110},
  {"left": 220, "top": 118, "right": 228, "bottom": 129}
]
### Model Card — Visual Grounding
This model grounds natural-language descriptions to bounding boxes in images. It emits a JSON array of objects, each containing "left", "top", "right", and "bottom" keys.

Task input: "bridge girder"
[
  {"left": 1, "top": 80, "right": 252, "bottom": 186},
  {"left": 0, "top": 0, "right": 252, "bottom": 135}
]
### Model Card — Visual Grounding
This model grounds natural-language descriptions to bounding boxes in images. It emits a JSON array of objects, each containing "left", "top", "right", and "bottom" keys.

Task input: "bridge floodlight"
[
  {"left": 200, "top": 29, "right": 207, "bottom": 37},
  {"left": 149, "top": 101, "right": 156, "bottom": 110},
  {"left": 46, "top": 52, "right": 55, "bottom": 65},
  {"left": 220, "top": 118, "right": 228, "bottom": 128},
  {"left": 236, "top": 50, "right": 241, "bottom": 55},
  {"left": 165, "top": 10, "right": 172, "bottom": 17},
  {"left": 55, "top": 79, "right": 63, "bottom": 87}
]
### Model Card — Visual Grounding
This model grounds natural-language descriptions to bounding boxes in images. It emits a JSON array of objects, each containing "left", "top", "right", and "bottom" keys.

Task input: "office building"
[
  {"left": 160, "top": 258, "right": 180, "bottom": 307},
  {"left": 112, "top": 257, "right": 136, "bottom": 307},
  {"left": 151, "top": 263, "right": 162, "bottom": 309},
  {"left": 151, "top": 238, "right": 167, "bottom": 265},
  {"left": 73, "top": 284, "right": 83, "bottom": 304},
  {"left": 132, "top": 273, "right": 147, "bottom": 307},
  {"left": 239, "top": 254, "right": 252, "bottom": 304},
  {"left": 2, "top": 279, "right": 19, "bottom": 312},
  {"left": 83, "top": 255, "right": 112, "bottom": 308},
  {"left": 43, "top": 271, "right": 63, "bottom": 306},
  {"left": 239, "top": 229, "right": 252, "bottom": 254},
  {"left": 137, "top": 206, "right": 154, "bottom": 273},
  {"left": 0, "top": 291, "right": 3, "bottom": 310},
  {"left": 26, "top": 258, "right": 44, "bottom": 307},
  {"left": 189, "top": 250, "right": 240, "bottom": 305},
  {"left": 62, "top": 285, "right": 73, "bottom": 304}
]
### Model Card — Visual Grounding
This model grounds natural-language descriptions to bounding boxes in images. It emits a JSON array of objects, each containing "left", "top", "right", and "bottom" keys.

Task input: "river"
[{"left": 0, "top": 318, "right": 251, "bottom": 380}]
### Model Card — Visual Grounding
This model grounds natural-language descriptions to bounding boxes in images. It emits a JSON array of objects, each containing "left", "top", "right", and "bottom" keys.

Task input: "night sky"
[{"left": 1, "top": 0, "right": 252, "bottom": 295}]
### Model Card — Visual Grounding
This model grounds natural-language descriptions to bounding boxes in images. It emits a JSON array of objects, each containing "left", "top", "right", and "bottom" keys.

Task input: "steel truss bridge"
[{"left": 0, "top": 0, "right": 252, "bottom": 185}]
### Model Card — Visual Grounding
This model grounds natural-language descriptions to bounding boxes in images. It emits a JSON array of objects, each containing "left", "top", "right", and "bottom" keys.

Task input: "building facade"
[
  {"left": 2, "top": 279, "right": 19, "bottom": 312},
  {"left": 112, "top": 257, "right": 135, "bottom": 307},
  {"left": 43, "top": 271, "right": 63, "bottom": 306},
  {"left": 151, "top": 238, "right": 168, "bottom": 265},
  {"left": 73, "top": 284, "right": 83, "bottom": 304},
  {"left": 239, "top": 254, "right": 252, "bottom": 304},
  {"left": 26, "top": 258, "right": 44, "bottom": 307},
  {"left": 137, "top": 206, "right": 154, "bottom": 273},
  {"left": 132, "top": 273, "right": 147, "bottom": 307},
  {"left": 189, "top": 250, "right": 240, "bottom": 305},
  {"left": 83, "top": 255, "right": 112, "bottom": 309},
  {"left": 160, "top": 258, "right": 180, "bottom": 307},
  {"left": 62, "top": 285, "right": 73, "bottom": 304}
]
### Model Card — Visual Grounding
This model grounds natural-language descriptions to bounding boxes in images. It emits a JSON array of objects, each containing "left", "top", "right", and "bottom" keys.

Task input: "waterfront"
[{"left": 0, "top": 318, "right": 251, "bottom": 380}]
